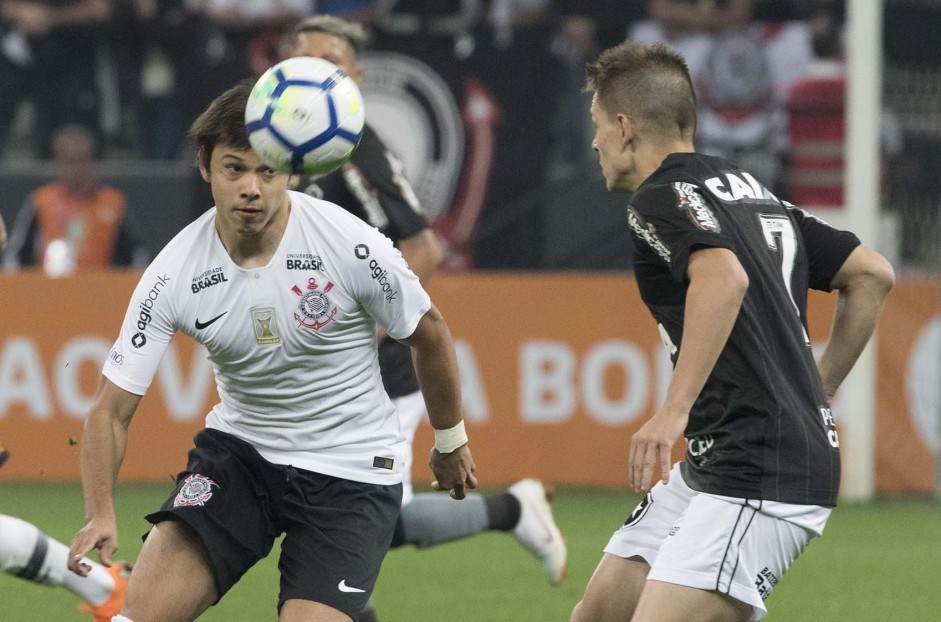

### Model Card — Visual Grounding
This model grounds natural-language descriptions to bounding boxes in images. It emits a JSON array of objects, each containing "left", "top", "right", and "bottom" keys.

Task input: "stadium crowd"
[
  {"left": 0, "top": 1, "right": 871, "bottom": 268},
  {"left": 11, "top": 1, "right": 939, "bottom": 271}
]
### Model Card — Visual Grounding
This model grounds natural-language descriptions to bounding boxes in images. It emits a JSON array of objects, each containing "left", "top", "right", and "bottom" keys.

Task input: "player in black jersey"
[
  {"left": 291, "top": 15, "right": 567, "bottom": 622},
  {"left": 570, "top": 41, "right": 894, "bottom": 622}
]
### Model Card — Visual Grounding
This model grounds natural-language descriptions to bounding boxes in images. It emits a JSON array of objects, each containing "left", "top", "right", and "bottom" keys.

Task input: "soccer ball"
[{"left": 245, "top": 56, "right": 365, "bottom": 176}]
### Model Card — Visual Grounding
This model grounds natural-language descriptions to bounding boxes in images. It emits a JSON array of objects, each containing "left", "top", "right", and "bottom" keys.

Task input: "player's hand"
[
  {"left": 68, "top": 516, "right": 119, "bottom": 576},
  {"left": 429, "top": 444, "right": 477, "bottom": 500},
  {"left": 629, "top": 406, "right": 688, "bottom": 492}
]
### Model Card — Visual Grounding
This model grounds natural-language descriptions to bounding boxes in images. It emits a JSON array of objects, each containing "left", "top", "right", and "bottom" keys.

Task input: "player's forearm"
[
  {"left": 666, "top": 252, "right": 748, "bottom": 413},
  {"left": 407, "top": 310, "right": 462, "bottom": 430},
  {"left": 818, "top": 274, "right": 894, "bottom": 399},
  {"left": 79, "top": 406, "right": 128, "bottom": 522},
  {"left": 818, "top": 246, "right": 895, "bottom": 399}
]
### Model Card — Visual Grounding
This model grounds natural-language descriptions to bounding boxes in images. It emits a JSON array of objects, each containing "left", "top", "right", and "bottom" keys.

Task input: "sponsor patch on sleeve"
[
  {"left": 627, "top": 207, "right": 672, "bottom": 262},
  {"left": 674, "top": 182, "right": 721, "bottom": 233}
]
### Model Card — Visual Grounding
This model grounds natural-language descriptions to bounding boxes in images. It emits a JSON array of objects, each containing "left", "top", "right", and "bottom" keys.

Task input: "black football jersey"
[
  {"left": 294, "top": 124, "right": 428, "bottom": 398},
  {"left": 627, "top": 153, "right": 860, "bottom": 507}
]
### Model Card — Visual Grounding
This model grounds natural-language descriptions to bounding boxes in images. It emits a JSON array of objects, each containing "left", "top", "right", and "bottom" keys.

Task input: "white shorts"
[
  {"left": 604, "top": 463, "right": 831, "bottom": 621},
  {"left": 392, "top": 390, "right": 426, "bottom": 507}
]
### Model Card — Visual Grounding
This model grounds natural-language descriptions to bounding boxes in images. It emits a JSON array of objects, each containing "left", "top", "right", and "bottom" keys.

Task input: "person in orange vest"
[{"left": 2, "top": 124, "right": 146, "bottom": 274}]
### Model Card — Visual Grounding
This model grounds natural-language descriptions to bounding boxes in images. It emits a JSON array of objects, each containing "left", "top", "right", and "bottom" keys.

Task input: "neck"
[
  {"left": 64, "top": 178, "right": 97, "bottom": 197},
  {"left": 218, "top": 201, "right": 291, "bottom": 269},
  {"left": 635, "top": 139, "right": 695, "bottom": 186}
]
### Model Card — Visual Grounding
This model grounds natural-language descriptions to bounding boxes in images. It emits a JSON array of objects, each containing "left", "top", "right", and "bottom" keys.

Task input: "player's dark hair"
[
  {"left": 293, "top": 14, "right": 369, "bottom": 55},
  {"left": 189, "top": 80, "right": 254, "bottom": 172},
  {"left": 585, "top": 41, "right": 697, "bottom": 140}
]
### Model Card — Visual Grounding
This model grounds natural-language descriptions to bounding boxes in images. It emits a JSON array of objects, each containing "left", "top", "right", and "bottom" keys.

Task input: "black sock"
[{"left": 485, "top": 492, "right": 521, "bottom": 531}]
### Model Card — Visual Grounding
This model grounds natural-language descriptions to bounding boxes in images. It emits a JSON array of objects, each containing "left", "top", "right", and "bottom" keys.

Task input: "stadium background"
[{"left": 2, "top": 0, "right": 940, "bottom": 620}]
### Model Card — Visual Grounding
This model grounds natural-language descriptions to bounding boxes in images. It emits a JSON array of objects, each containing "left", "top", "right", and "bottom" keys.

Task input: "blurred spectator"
[
  {"left": 632, "top": 0, "right": 814, "bottom": 194},
  {"left": 646, "top": 0, "right": 752, "bottom": 36},
  {"left": 0, "top": 0, "right": 113, "bottom": 159},
  {"left": 546, "top": 12, "right": 597, "bottom": 179},
  {"left": 554, "top": 0, "right": 644, "bottom": 50},
  {"left": 192, "top": 0, "right": 313, "bottom": 97},
  {"left": 104, "top": 0, "right": 216, "bottom": 160},
  {"left": 315, "top": 0, "right": 376, "bottom": 23},
  {"left": 785, "top": 4, "right": 903, "bottom": 207},
  {"left": 3, "top": 124, "right": 147, "bottom": 273}
]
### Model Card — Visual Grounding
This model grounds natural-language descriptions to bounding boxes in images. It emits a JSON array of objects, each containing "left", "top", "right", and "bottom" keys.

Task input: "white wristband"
[{"left": 433, "top": 420, "right": 468, "bottom": 454}]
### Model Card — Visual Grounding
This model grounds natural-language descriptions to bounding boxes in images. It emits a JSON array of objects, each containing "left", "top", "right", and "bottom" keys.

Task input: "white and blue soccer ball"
[{"left": 245, "top": 56, "right": 365, "bottom": 176}]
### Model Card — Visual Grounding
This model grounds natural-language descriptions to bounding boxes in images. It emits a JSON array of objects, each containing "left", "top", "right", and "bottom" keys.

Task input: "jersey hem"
[{"left": 102, "top": 366, "right": 148, "bottom": 396}]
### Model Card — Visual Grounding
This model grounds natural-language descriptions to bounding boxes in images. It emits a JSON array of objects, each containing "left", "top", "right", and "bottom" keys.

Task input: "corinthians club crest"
[
  {"left": 292, "top": 277, "right": 337, "bottom": 331},
  {"left": 173, "top": 473, "right": 218, "bottom": 507}
]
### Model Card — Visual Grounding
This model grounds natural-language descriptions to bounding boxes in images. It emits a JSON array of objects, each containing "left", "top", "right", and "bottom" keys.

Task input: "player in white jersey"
[{"left": 66, "top": 81, "right": 477, "bottom": 622}]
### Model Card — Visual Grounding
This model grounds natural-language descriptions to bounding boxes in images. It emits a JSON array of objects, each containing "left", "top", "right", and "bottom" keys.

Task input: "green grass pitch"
[{"left": 1, "top": 482, "right": 938, "bottom": 620}]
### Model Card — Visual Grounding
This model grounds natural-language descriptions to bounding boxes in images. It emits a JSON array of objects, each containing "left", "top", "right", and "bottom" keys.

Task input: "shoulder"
[
  {"left": 290, "top": 191, "right": 385, "bottom": 248},
  {"left": 629, "top": 180, "right": 686, "bottom": 213},
  {"left": 356, "top": 124, "right": 387, "bottom": 152},
  {"left": 148, "top": 210, "right": 215, "bottom": 271},
  {"left": 32, "top": 183, "right": 62, "bottom": 205},
  {"left": 290, "top": 190, "right": 376, "bottom": 234},
  {"left": 298, "top": 188, "right": 396, "bottom": 234},
  {"left": 349, "top": 124, "right": 392, "bottom": 168},
  {"left": 98, "top": 186, "right": 127, "bottom": 206}
]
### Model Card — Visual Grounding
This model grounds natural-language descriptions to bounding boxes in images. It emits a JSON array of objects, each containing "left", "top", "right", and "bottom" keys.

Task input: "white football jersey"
[{"left": 103, "top": 190, "right": 431, "bottom": 485}]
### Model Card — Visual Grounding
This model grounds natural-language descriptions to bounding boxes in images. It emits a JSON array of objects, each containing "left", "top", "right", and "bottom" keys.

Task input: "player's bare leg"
[
  {"left": 632, "top": 580, "right": 752, "bottom": 622},
  {"left": 120, "top": 521, "right": 217, "bottom": 622},
  {"left": 570, "top": 554, "right": 649, "bottom": 622},
  {"left": 280, "top": 598, "right": 353, "bottom": 621}
]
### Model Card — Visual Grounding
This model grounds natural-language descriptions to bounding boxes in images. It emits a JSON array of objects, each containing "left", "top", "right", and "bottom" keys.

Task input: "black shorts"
[{"left": 145, "top": 428, "right": 402, "bottom": 619}]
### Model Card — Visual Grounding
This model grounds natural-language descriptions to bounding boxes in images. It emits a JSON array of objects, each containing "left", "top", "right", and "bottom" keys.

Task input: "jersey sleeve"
[
  {"left": 102, "top": 259, "right": 180, "bottom": 395},
  {"left": 786, "top": 204, "right": 861, "bottom": 291},
  {"left": 345, "top": 226, "right": 431, "bottom": 340},
  {"left": 629, "top": 181, "right": 734, "bottom": 282},
  {"left": 346, "top": 128, "right": 428, "bottom": 241}
]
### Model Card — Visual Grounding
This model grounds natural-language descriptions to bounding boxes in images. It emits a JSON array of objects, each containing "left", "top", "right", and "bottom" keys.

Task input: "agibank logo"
[
  {"left": 368, "top": 259, "right": 398, "bottom": 303},
  {"left": 132, "top": 274, "right": 171, "bottom": 348}
]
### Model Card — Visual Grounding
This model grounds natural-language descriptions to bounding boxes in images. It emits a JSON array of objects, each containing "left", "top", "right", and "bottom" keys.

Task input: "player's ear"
[
  {"left": 198, "top": 147, "right": 212, "bottom": 183},
  {"left": 617, "top": 113, "right": 634, "bottom": 148}
]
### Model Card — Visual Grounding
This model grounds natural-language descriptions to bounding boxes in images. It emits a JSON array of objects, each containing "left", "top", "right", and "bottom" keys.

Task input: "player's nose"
[{"left": 241, "top": 174, "right": 263, "bottom": 199}]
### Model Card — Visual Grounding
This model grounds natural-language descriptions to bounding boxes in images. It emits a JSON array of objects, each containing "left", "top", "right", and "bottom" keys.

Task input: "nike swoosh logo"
[
  {"left": 337, "top": 579, "right": 366, "bottom": 593},
  {"left": 194, "top": 311, "right": 228, "bottom": 330}
]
